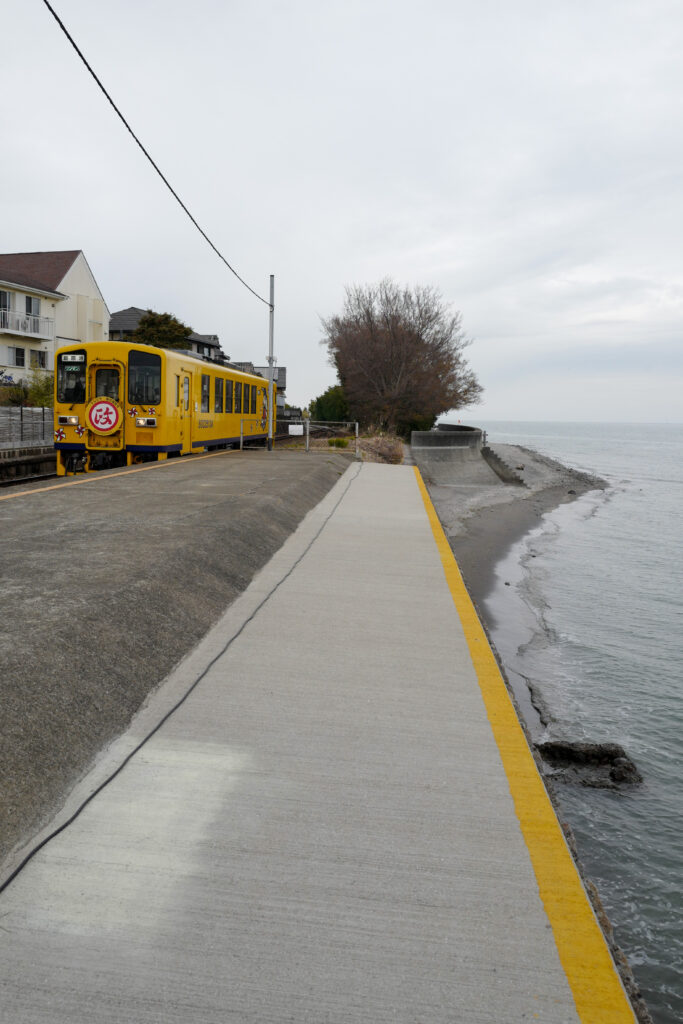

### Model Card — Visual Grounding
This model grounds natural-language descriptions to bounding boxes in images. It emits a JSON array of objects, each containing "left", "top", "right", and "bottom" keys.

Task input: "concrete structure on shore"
[{"left": 0, "top": 455, "right": 635, "bottom": 1022}]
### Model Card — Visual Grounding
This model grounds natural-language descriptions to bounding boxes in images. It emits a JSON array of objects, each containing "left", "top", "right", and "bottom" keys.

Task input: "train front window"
[
  {"left": 128, "top": 350, "right": 161, "bottom": 405},
  {"left": 96, "top": 368, "right": 119, "bottom": 400},
  {"left": 57, "top": 351, "right": 86, "bottom": 403}
]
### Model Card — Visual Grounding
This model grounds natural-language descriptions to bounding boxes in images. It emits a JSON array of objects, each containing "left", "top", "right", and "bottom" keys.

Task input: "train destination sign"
[{"left": 86, "top": 399, "right": 121, "bottom": 435}]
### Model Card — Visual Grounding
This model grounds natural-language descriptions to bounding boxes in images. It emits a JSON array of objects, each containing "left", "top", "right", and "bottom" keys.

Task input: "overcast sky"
[{"left": 3, "top": 0, "right": 682, "bottom": 421}]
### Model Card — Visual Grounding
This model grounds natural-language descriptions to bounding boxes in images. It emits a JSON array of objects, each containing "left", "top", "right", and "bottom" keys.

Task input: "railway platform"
[{"left": 0, "top": 461, "right": 635, "bottom": 1022}]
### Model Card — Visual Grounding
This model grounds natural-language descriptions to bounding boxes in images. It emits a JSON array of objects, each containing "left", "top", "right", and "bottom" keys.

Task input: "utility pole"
[{"left": 267, "top": 274, "right": 275, "bottom": 452}]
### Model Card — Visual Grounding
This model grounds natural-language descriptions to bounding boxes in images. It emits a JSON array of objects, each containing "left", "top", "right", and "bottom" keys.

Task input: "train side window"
[
  {"left": 183, "top": 377, "right": 189, "bottom": 411},
  {"left": 214, "top": 377, "right": 223, "bottom": 413},
  {"left": 225, "top": 379, "right": 233, "bottom": 413},
  {"left": 201, "top": 374, "right": 210, "bottom": 412},
  {"left": 235, "top": 381, "right": 242, "bottom": 414},
  {"left": 251, "top": 385, "right": 257, "bottom": 414},
  {"left": 175, "top": 375, "right": 180, "bottom": 407},
  {"left": 243, "top": 384, "right": 250, "bottom": 414}
]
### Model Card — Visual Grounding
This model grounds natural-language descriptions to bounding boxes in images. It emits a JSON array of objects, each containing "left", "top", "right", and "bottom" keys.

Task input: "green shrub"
[{"left": 328, "top": 438, "right": 349, "bottom": 448}]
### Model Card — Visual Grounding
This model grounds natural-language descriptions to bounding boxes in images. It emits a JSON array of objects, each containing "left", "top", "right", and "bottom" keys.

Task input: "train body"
[{"left": 53, "top": 341, "right": 275, "bottom": 475}]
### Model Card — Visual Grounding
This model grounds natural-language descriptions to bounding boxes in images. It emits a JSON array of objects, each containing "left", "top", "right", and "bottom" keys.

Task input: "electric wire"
[
  {"left": 0, "top": 462, "right": 362, "bottom": 896},
  {"left": 41, "top": 0, "right": 272, "bottom": 310}
]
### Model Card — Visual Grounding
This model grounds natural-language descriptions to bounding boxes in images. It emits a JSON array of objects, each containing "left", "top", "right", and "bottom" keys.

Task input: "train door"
[
  {"left": 179, "top": 372, "right": 192, "bottom": 454},
  {"left": 85, "top": 360, "right": 125, "bottom": 459}
]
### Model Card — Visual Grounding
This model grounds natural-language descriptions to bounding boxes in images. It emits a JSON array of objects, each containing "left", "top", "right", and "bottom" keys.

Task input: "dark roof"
[
  {"left": 0, "top": 251, "right": 81, "bottom": 292},
  {"left": 111, "top": 309, "right": 224, "bottom": 356},
  {"left": 109, "top": 307, "right": 147, "bottom": 332}
]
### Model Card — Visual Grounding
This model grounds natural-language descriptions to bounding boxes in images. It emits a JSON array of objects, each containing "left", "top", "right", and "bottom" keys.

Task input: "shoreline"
[
  {"left": 428, "top": 449, "right": 606, "bottom": 737},
  {"left": 427, "top": 442, "right": 607, "bottom": 611},
  {"left": 425, "top": 445, "right": 654, "bottom": 1024}
]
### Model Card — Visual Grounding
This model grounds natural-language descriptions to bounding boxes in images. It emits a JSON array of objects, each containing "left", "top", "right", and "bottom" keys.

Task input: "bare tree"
[{"left": 320, "top": 279, "right": 482, "bottom": 433}]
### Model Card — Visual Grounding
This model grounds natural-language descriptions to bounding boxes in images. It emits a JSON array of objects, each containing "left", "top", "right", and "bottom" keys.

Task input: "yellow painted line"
[
  {"left": 0, "top": 448, "right": 238, "bottom": 503},
  {"left": 413, "top": 466, "right": 635, "bottom": 1024}
]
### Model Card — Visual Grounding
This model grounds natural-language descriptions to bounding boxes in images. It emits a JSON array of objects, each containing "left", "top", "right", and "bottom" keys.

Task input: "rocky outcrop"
[{"left": 536, "top": 740, "right": 643, "bottom": 789}]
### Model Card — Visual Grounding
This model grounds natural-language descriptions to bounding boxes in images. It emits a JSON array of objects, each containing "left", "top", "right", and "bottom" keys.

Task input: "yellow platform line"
[
  {"left": 0, "top": 448, "right": 238, "bottom": 503},
  {"left": 414, "top": 466, "right": 635, "bottom": 1024}
]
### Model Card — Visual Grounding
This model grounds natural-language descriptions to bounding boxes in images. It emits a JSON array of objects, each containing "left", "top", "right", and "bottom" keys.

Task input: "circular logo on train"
[{"left": 86, "top": 398, "right": 121, "bottom": 434}]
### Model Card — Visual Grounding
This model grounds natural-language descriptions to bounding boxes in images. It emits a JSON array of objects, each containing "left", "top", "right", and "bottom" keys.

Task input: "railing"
[
  {"left": 296, "top": 419, "right": 360, "bottom": 458},
  {"left": 0, "top": 406, "right": 53, "bottom": 447},
  {"left": 0, "top": 308, "right": 55, "bottom": 340}
]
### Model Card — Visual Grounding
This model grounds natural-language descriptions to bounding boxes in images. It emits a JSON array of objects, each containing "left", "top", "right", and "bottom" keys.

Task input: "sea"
[{"left": 475, "top": 422, "right": 682, "bottom": 1024}]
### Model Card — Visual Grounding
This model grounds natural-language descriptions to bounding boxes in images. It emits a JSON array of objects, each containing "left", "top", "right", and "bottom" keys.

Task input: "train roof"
[{"left": 55, "top": 341, "right": 272, "bottom": 384}]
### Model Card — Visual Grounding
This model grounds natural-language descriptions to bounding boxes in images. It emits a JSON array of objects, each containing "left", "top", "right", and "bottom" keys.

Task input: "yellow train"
[{"left": 54, "top": 341, "right": 275, "bottom": 475}]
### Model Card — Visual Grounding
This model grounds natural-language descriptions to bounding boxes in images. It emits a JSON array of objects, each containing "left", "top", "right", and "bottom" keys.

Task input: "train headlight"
[
  {"left": 136, "top": 417, "right": 157, "bottom": 427},
  {"left": 58, "top": 415, "right": 80, "bottom": 425}
]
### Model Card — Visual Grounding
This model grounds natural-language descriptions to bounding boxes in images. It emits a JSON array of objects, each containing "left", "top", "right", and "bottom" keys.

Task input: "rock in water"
[{"left": 535, "top": 740, "right": 643, "bottom": 789}]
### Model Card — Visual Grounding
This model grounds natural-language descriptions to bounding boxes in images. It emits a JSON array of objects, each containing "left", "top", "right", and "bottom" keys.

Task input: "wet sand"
[{"left": 426, "top": 443, "right": 606, "bottom": 615}]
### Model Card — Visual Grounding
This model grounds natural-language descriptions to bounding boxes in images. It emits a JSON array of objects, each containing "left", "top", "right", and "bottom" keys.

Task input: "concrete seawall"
[
  {"left": 0, "top": 458, "right": 636, "bottom": 1022},
  {"left": 411, "top": 426, "right": 526, "bottom": 488}
]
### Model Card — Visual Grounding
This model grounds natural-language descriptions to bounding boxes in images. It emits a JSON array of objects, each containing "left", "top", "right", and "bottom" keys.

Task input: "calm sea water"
[{"left": 478, "top": 422, "right": 682, "bottom": 1024}]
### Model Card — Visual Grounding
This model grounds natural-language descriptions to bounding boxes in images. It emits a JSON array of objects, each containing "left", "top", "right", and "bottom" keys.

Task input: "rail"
[{"left": 0, "top": 309, "right": 55, "bottom": 339}]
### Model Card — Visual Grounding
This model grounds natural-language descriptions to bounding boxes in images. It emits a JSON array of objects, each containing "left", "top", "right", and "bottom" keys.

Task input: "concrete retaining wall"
[
  {"left": 0, "top": 447, "right": 56, "bottom": 482},
  {"left": 411, "top": 426, "right": 483, "bottom": 449}
]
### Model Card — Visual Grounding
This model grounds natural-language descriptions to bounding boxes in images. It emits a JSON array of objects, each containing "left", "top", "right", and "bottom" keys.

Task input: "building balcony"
[{"left": 0, "top": 309, "right": 55, "bottom": 341}]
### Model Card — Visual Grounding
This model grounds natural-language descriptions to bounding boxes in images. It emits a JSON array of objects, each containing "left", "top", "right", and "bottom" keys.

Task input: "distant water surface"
[{"left": 477, "top": 422, "right": 682, "bottom": 1024}]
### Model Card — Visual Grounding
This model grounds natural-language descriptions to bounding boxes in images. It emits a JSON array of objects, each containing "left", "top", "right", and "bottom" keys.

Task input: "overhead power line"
[{"left": 41, "top": 0, "right": 272, "bottom": 309}]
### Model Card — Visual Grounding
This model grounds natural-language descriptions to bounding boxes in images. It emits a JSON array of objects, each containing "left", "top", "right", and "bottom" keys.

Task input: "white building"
[{"left": 0, "top": 251, "right": 109, "bottom": 383}]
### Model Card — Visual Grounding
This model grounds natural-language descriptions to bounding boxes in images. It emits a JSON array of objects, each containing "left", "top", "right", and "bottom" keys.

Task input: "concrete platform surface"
[{"left": 0, "top": 463, "right": 634, "bottom": 1023}]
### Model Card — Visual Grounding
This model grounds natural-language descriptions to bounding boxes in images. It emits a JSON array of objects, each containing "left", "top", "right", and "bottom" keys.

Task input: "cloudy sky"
[{"left": 3, "top": 0, "right": 682, "bottom": 420}]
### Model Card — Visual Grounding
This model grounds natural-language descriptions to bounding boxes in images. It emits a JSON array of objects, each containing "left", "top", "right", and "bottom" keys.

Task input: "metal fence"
[
  {"left": 0, "top": 406, "right": 53, "bottom": 447},
  {"left": 284, "top": 419, "right": 360, "bottom": 458}
]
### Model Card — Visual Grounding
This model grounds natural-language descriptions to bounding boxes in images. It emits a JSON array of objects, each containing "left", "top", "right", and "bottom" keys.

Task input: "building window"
[
  {"left": 30, "top": 350, "right": 47, "bottom": 369},
  {"left": 10, "top": 346, "right": 25, "bottom": 367},
  {"left": 26, "top": 296, "right": 41, "bottom": 334},
  {"left": 0, "top": 291, "right": 11, "bottom": 330},
  {"left": 201, "top": 374, "right": 210, "bottom": 412}
]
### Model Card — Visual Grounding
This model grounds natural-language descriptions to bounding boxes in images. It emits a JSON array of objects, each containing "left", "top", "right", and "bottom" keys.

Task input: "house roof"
[
  {"left": 109, "top": 306, "right": 147, "bottom": 332},
  {"left": 0, "top": 251, "right": 81, "bottom": 293},
  {"left": 111, "top": 309, "right": 223, "bottom": 353}
]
